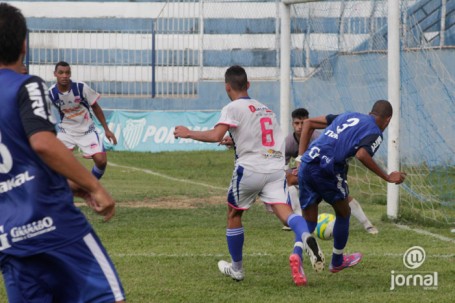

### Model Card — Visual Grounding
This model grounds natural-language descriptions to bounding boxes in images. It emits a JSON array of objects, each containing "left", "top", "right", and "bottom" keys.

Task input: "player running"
[
  {"left": 174, "top": 65, "right": 321, "bottom": 286},
  {"left": 48, "top": 61, "right": 117, "bottom": 179}
]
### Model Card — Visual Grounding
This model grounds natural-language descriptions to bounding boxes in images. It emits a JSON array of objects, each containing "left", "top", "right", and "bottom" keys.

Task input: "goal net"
[{"left": 286, "top": 0, "right": 455, "bottom": 225}]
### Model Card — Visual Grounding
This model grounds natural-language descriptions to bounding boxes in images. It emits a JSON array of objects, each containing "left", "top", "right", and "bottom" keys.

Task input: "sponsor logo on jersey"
[
  {"left": 0, "top": 171, "right": 35, "bottom": 194},
  {"left": 262, "top": 149, "right": 283, "bottom": 159},
  {"left": 248, "top": 105, "right": 271, "bottom": 113},
  {"left": 371, "top": 136, "right": 382, "bottom": 153},
  {"left": 26, "top": 82, "right": 56, "bottom": 123},
  {"left": 0, "top": 217, "right": 56, "bottom": 251}
]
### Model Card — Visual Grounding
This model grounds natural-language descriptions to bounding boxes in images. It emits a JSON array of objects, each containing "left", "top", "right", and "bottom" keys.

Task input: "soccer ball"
[{"left": 315, "top": 213, "right": 335, "bottom": 240}]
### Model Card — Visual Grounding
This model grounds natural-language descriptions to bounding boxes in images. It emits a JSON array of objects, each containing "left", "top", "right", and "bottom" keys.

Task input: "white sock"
[
  {"left": 349, "top": 198, "right": 372, "bottom": 228},
  {"left": 288, "top": 186, "right": 302, "bottom": 216},
  {"left": 232, "top": 260, "right": 243, "bottom": 271}
]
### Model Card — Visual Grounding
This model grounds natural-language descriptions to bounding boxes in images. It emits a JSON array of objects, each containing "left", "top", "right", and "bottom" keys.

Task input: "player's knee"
[{"left": 94, "top": 157, "right": 107, "bottom": 169}]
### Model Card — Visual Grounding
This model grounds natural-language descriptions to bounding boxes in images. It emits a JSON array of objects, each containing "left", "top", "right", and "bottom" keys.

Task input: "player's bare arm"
[
  {"left": 91, "top": 102, "right": 117, "bottom": 145},
  {"left": 174, "top": 124, "right": 229, "bottom": 143},
  {"left": 355, "top": 147, "right": 406, "bottom": 184},
  {"left": 29, "top": 131, "right": 116, "bottom": 221},
  {"left": 298, "top": 116, "right": 328, "bottom": 155}
]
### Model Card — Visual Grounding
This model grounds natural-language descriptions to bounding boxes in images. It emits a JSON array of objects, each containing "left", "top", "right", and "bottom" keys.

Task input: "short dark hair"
[
  {"left": 55, "top": 61, "right": 70, "bottom": 71},
  {"left": 225, "top": 65, "right": 248, "bottom": 91},
  {"left": 291, "top": 108, "right": 309, "bottom": 119},
  {"left": 0, "top": 3, "right": 27, "bottom": 65},
  {"left": 371, "top": 99, "right": 393, "bottom": 118}
]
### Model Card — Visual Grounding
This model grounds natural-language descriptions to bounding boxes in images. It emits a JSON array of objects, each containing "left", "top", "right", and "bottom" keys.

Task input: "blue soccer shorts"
[
  {"left": 298, "top": 162, "right": 349, "bottom": 209},
  {"left": 1, "top": 231, "right": 125, "bottom": 303}
]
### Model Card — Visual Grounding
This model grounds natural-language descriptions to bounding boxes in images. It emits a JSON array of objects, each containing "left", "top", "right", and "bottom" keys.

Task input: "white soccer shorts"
[
  {"left": 227, "top": 165, "right": 288, "bottom": 211},
  {"left": 57, "top": 130, "right": 105, "bottom": 158}
]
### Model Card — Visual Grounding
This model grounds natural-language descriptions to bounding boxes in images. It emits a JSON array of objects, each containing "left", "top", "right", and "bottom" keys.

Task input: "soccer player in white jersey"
[
  {"left": 285, "top": 108, "right": 379, "bottom": 234},
  {"left": 174, "top": 65, "right": 322, "bottom": 286},
  {"left": 48, "top": 61, "right": 117, "bottom": 179}
]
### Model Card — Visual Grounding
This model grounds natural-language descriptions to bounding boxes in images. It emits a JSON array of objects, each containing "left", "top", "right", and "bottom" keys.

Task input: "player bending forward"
[
  {"left": 295, "top": 100, "right": 406, "bottom": 278},
  {"left": 284, "top": 108, "right": 378, "bottom": 234}
]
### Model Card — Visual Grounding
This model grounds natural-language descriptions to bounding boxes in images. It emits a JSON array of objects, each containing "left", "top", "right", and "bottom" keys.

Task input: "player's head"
[
  {"left": 0, "top": 3, "right": 27, "bottom": 66},
  {"left": 54, "top": 61, "right": 72, "bottom": 88},
  {"left": 224, "top": 65, "right": 250, "bottom": 100},
  {"left": 370, "top": 99, "right": 393, "bottom": 131},
  {"left": 291, "top": 108, "right": 309, "bottom": 135}
]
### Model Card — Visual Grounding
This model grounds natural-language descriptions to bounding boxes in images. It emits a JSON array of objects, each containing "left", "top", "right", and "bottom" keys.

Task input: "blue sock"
[
  {"left": 332, "top": 215, "right": 350, "bottom": 267},
  {"left": 287, "top": 214, "right": 309, "bottom": 238},
  {"left": 226, "top": 227, "right": 244, "bottom": 269},
  {"left": 288, "top": 214, "right": 310, "bottom": 260},
  {"left": 91, "top": 165, "right": 105, "bottom": 179}
]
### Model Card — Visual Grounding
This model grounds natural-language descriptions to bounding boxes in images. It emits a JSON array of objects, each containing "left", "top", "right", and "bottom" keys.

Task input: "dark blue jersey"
[
  {"left": 0, "top": 69, "right": 91, "bottom": 258},
  {"left": 302, "top": 112, "right": 383, "bottom": 174}
]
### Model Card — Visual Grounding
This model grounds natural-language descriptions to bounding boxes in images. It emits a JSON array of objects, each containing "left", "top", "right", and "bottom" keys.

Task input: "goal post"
[
  {"left": 386, "top": 0, "right": 400, "bottom": 220},
  {"left": 279, "top": 0, "right": 401, "bottom": 218},
  {"left": 280, "top": 0, "right": 322, "bottom": 136},
  {"left": 281, "top": 0, "right": 455, "bottom": 225}
]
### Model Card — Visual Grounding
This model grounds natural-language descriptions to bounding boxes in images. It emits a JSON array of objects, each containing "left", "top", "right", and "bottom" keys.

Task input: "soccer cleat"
[
  {"left": 217, "top": 260, "right": 244, "bottom": 281},
  {"left": 289, "top": 253, "right": 307, "bottom": 286},
  {"left": 329, "top": 253, "right": 363, "bottom": 273},
  {"left": 304, "top": 235, "right": 325, "bottom": 272},
  {"left": 365, "top": 226, "right": 379, "bottom": 235},
  {"left": 282, "top": 225, "right": 292, "bottom": 231}
]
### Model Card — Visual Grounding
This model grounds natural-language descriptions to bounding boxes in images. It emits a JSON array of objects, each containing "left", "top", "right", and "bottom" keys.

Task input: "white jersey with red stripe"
[
  {"left": 48, "top": 81, "right": 100, "bottom": 135},
  {"left": 216, "top": 97, "right": 285, "bottom": 173}
]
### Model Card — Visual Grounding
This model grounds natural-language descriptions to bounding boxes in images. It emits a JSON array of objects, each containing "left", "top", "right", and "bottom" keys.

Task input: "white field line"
[
  {"left": 111, "top": 252, "right": 455, "bottom": 258},
  {"left": 113, "top": 252, "right": 270, "bottom": 258},
  {"left": 395, "top": 224, "right": 455, "bottom": 244},
  {"left": 108, "top": 161, "right": 226, "bottom": 191},
  {"left": 108, "top": 162, "right": 454, "bottom": 245}
]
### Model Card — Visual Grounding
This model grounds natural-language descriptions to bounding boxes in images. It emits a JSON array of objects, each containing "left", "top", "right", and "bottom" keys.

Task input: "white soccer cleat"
[
  {"left": 365, "top": 225, "right": 379, "bottom": 235},
  {"left": 304, "top": 235, "right": 325, "bottom": 272},
  {"left": 218, "top": 260, "right": 244, "bottom": 281}
]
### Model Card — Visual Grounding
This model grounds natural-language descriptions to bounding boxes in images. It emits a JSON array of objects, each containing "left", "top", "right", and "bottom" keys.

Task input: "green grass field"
[{"left": 1, "top": 150, "right": 454, "bottom": 302}]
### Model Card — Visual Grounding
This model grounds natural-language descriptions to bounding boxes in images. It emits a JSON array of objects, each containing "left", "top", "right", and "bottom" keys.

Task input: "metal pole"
[
  {"left": 387, "top": 0, "right": 401, "bottom": 220},
  {"left": 280, "top": 2, "right": 291, "bottom": 136}
]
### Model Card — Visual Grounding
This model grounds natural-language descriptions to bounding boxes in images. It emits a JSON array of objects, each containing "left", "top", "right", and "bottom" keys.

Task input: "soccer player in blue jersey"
[
  {"left": 295, "top": 100, "right": 406, "bottom": 276},
  {"left": 49, "top": 61, "right": 117, "bottom": 179},
  {"left": 285, "top": 108, "right": 379, "bottom": 235},
  {"left": 0, "top": 3, "right": 125, "bottom": 302}
]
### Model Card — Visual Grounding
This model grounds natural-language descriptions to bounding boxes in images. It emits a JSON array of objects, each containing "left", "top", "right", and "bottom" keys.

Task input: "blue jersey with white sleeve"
[
  {"left": 301, "top": 112, "right": 383, "bottom": 174},
  {"left": 0, "top": 69, "right": 91, "bottom": 258}
]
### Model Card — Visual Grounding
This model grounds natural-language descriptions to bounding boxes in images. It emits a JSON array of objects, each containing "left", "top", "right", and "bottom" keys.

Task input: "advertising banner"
[{"left": 95, "top": 111, "right": 225, "bottom": 152}]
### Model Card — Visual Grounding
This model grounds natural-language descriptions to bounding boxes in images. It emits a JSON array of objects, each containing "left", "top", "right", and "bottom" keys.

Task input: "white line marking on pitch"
[
  {"left": 111, "top": 252, "right": 454, "bottom": 258},
  {"left": 108, "top": 163, "right": 455, "bottom": 245},
  {"left": 113, "top": 252, "right": 270, "bottom": 258},
  {"left": 395, "top": 224, "right": 455, "bottom": 244},
  {"left": 109, "top": 161, "right": 226, "bottom": 191}
]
